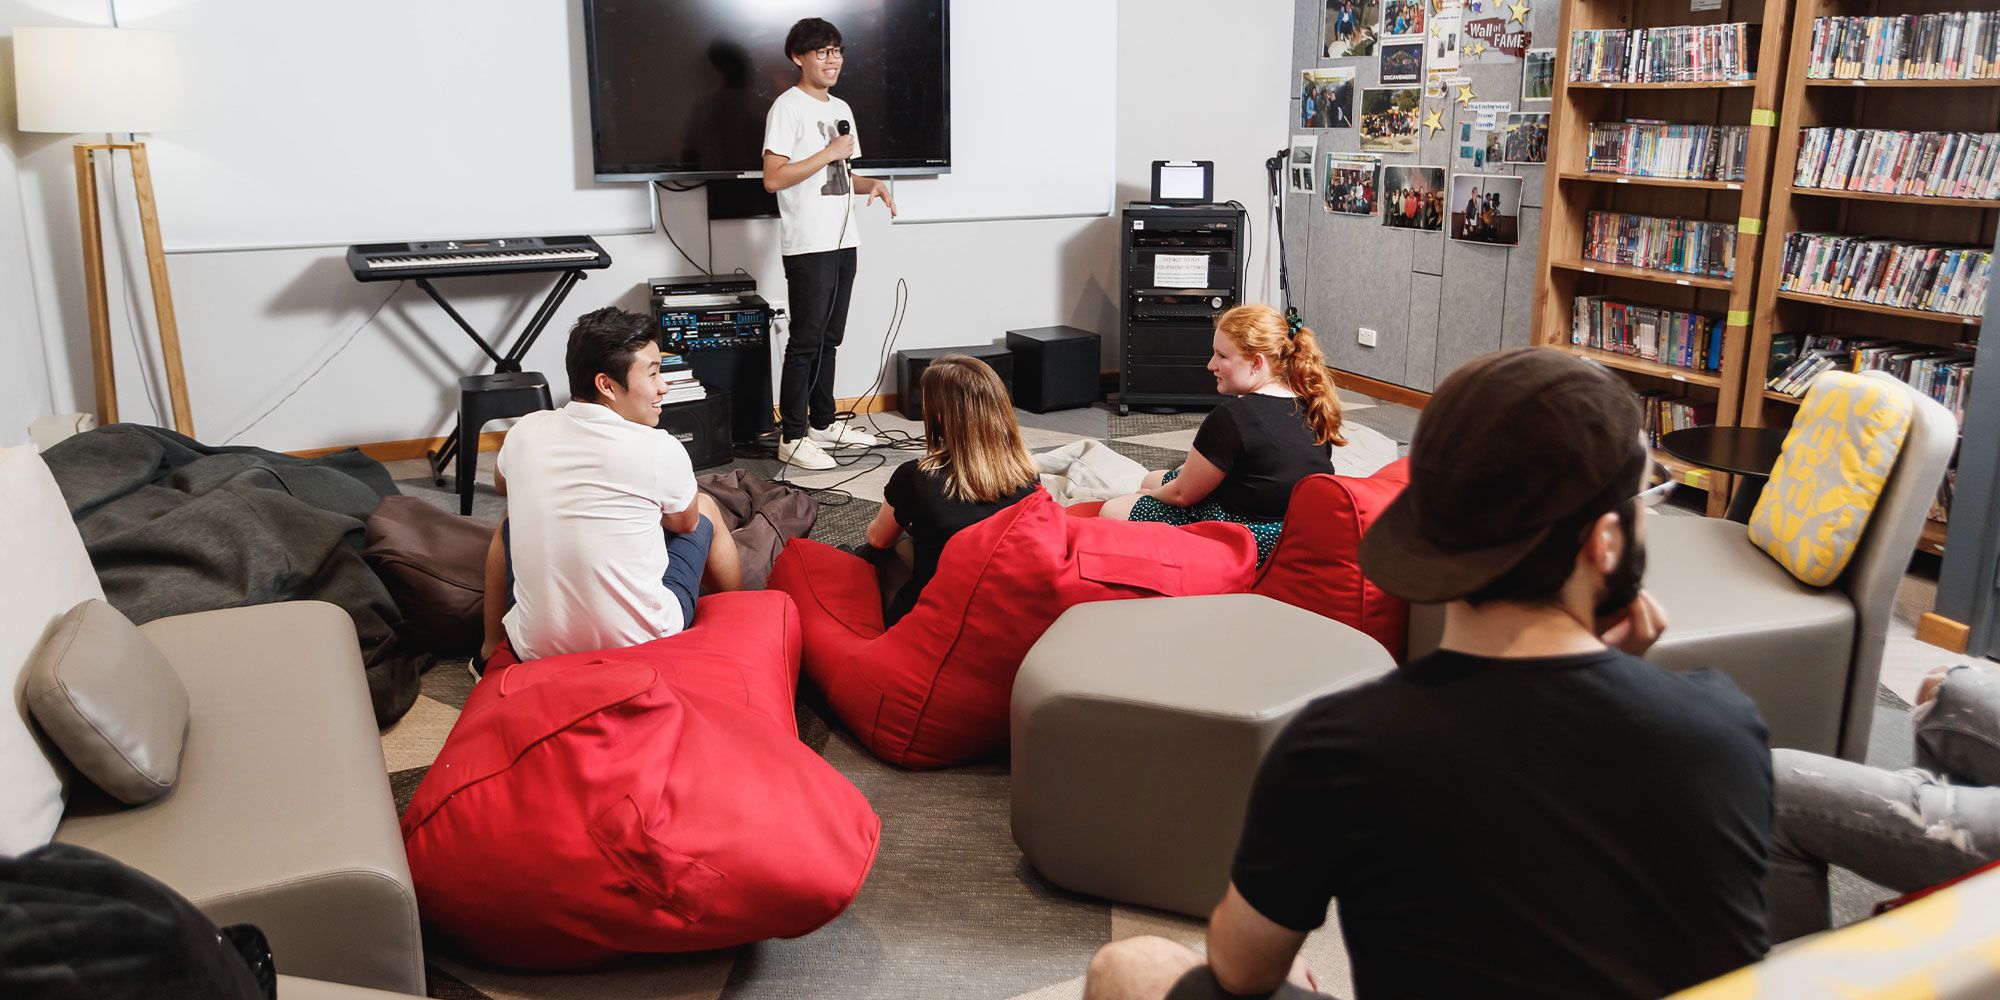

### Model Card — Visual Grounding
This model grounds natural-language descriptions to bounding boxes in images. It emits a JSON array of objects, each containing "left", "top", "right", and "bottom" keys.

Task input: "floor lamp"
[{"left": 13, "top": 26, "right": 195, "bottom": 436}]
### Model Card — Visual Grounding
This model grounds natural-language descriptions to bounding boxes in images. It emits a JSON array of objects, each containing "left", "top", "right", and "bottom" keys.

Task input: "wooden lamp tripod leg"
[
  {"left": 73, "top": 144, "right": 117, "bottom": 426},
  {"left": 127, "top": 144, "right": 194, "bottom": 438}
]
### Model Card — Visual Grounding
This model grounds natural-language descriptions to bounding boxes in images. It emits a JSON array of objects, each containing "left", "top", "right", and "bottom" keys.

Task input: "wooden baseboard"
[
  {"left": 288, "top": 392, "right": 909, "bottom": 461},
  {"left": 1917, "top": 612, "right": 1973, "bottom": 654},
  {"left": 1334, "top": 369, "right": 1431, "bottom": 410}
]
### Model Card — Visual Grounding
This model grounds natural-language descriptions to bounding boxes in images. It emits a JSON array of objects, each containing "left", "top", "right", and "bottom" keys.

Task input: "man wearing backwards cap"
[{"left": 1085, "top": 349, "right": 1773, "bottom": 1000}]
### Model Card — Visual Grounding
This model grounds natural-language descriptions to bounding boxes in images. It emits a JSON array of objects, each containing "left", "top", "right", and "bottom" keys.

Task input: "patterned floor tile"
[
  {"left": 1112, "top": 428, "right": 1199, "bottom": 455},
  {"left": 429, "top": 954, "right": 732, "bottom": 1000},
  {"left": 381, "top": 694, "right": 465, "bottom": 772}
]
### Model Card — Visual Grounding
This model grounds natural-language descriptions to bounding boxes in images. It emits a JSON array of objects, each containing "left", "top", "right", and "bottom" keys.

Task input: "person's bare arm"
[
  {"left": 866, "top": 501, "right": 904, "bottom": 549},
  {"left": 662, "top": 497, "right": 702, "bottom": 536},
  {"left": 493, "top": 466, "right": 506, "bottom": 497},
  {"left": 856, "top": 175, "right": 898, "bottom": 217},
  {"left": 1145, "top": 449, "right": 1228, "bottom": 508},
  {"left": 480, "top": 519, "right": 508, "bottom": 661},
  {"left": 1206, "top": 884, "right": 1311, "bottom": 995},
  {"left": 762, "top": 137, "right": 852, "bottom": 193}
]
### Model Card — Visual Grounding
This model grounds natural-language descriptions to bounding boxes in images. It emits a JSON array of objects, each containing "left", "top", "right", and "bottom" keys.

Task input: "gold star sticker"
[
  {"left": 1431, "top": 22, "right": 1443, "bottom": 38},
  {"left": 1466, "top": 41, "right": 1487, "bottom": 58},
  {"left": 1423, "top": 106, "right": 1444, "bottom": 136},
  {"left": 1456, "top": 83, "right": 1477, "bottom": 106},
  {"left": 1505, "top": 0, "right": 1532, "bottom": 25}
]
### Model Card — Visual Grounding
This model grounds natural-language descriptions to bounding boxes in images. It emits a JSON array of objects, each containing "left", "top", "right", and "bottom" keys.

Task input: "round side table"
[{"left": 1658, "top": 425, "right": 1789, "bottom": 523}]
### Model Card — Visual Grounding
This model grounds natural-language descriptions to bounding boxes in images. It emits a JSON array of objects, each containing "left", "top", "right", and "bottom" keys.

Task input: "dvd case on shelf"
[
  {"left": 1569, "top": 24, "right": 1758, "bottom": 83},
  {"left": 1586, "top": 121, "right": 1752, "bottom": 181},
  {"left": 1808, "top": 12, "right": 2000, "bottom": 81},
  {"left": 1572, "top": 296, "right": 1727, "bottom": 371},
  {"left": 1584, "top": 211, "right": 1738, "bottom": 277},
  {"left": 1777, "top": 233, "right": 1993, "bottom": 317},
  {"left": 1793, "top": 128, "right": 2000, "bottom": 199}
]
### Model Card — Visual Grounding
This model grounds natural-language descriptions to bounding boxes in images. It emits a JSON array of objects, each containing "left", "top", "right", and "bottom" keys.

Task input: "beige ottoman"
[{"left": 1010, "top": 594, "right": 1395, "bottom": 917}]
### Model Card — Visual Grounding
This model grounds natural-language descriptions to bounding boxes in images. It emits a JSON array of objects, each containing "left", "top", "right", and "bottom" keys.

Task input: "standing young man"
[
  {"left": 762, "top": 17, "right": 897, "bottom": 471},
  {"left": 1084, "top": 349, "right": 1774, "bottom": 1000},
  {"left": 479, "top": 307, "right": 743, "bottom": 665}
]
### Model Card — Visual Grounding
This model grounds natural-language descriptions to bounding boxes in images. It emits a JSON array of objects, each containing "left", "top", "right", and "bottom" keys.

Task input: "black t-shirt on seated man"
[
  {"left": 1191, "top": 394, "right": 1336, "bottom": 520},
  {"left": 880, "top": 461, "right": 1038, "bottom": 626},
  {"left": 1231, "top": 648, "right": 1773, "bottom": 999}
]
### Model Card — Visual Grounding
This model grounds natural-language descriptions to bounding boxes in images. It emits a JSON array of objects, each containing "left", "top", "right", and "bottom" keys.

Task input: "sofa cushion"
[
  {"left": 769, "top": 488, "right": 1260, "bottom": 768},
  {"left": 0, "top": 446, "right": 105, "bottom": 855},
  {"left": 55, "top": 602, "right": 423, "bottom": 995},
  {"left": 26, "top": 599, "right": 189, "bottom": 805},
  {"left": 1252, "top": 459, "right": 1412, "bottom": 660},
  {"left": 1749, "top": 370, "right": 1913, "bottom": 586},
  {"left": 403, "top": 591, "right": 879, "bottom": 969}
]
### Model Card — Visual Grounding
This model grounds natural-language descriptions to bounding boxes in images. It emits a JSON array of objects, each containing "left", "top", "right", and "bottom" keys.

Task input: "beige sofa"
[{"left": 1, "top": 445, "right": 424, "bottom": 995}]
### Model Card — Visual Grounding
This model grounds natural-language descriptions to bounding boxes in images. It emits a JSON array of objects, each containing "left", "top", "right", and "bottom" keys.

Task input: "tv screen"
[{"left": 582, "top": 0, "right": 950, "bottom": 181}]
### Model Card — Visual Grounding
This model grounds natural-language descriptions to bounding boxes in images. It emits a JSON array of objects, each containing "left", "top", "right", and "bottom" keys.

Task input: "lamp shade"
[{"left": 13, "top": 27, "right": 189, "bottom": 134}]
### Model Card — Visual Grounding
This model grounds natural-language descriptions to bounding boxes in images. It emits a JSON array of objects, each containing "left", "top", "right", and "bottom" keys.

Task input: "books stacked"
[
  {"left": 1808, "top": 13, "right": 2000, "bottom": 80},
  {"left": 1635, "top": 390, "right": 1716, "bottom": 447},
  {"left": 1776, "top": 233, "right": 1992, "bottom": 317},
  {"left": 1572, "top": 296, "right": 1726, "bottom": 371},
  {"left": 1793, "top": 128, "right": 2000, "bottom": 199},
  {"left": 661, "top": 354, "right": 707, "bottom": 404},
  {"left": 1584, "top": 211, "right": 1737, "bottom": 278},
  {"left": 1586, "top": 121, "right": 1752, "bottom": 181},
  {"left": 1932, "top": 468, "right": 1957, "bottom": 524},
  {"left": 1568, "top": 24, "right": 1757, "bottom": 83},
  {"left": 1766, "top": 333, "right": 1976, "bottom": 424}
]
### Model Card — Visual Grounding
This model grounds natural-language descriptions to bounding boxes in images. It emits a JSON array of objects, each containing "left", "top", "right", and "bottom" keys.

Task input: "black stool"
[{"left": 453, "top": 371, "right": 552, "bottom": 515}]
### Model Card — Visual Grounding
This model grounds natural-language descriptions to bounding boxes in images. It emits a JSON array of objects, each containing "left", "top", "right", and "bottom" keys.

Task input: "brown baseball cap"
[{"left": 1360, "top": 348, "right": 1647, "bottom": 603}]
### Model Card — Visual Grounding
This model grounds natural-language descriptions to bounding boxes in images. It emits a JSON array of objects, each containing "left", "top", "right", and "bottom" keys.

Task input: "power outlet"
[{"left": 1357, "top": 327, "right": 1379, "bottom": 348}]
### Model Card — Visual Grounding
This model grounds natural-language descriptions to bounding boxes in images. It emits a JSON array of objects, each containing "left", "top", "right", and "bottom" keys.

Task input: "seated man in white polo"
[{"left": 479, "top": 307, "right": 743, "bottom": 668}]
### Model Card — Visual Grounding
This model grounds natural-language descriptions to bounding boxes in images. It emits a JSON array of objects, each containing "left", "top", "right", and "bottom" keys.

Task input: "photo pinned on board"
[
  {"left": 1501, "top": 112, "right": 1549, "bottom": 163},
  {"left": 1380, "top": 41, "right": 1425, "bottom": 85},
  {"left": 1289, "top": 135, "right": 1320, "bottom": 195},
  {"left": 1448, "top": 172, "right": 1523, "bottom": 245},
  {"left": 1324, "top": 153, "right": 1382, "bottom": 216},
  {"left": 1323, "top": 0, "right": 1382, "bottom": 57},
  {"left": 1380, "top": 164, "right": 1445, "bottom": 231},
  {"left": 1300, "top": 67, "right": 1358, "bottom": 129},
  {"left": 1484, "top": 129, "right": 1504, "bottom": 167},
  {"left": 1521, "top": 47, "right": 1557, "bottom": 101},
  {"left": 1360, "top": 86, "right": 1422, "bottom": 154},
  {"left": 1381, "top": 0, "right": 1425, "bottom": 38}
]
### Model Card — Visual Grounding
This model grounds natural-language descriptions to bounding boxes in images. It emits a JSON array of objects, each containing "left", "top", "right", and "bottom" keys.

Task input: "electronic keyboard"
[{"left": 345, "top": 235, "right": 611, "bottom": 282}]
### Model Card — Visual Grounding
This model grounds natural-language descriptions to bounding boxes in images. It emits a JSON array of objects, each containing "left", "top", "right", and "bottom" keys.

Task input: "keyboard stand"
[{"left": 419, "top": 269, "right": 590, "bottom": 485}]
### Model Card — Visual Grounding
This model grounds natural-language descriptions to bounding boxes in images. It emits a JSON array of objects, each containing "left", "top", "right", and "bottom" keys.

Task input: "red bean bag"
[
  {"left": 768, "top": 489, "right": 1258, "bottom": 769},
  {"left": 1250, "top": 459, "right": 1412, "bottom": 660},
  {"left": 399, "top": 591, "right": 880, "bottom": 969}
]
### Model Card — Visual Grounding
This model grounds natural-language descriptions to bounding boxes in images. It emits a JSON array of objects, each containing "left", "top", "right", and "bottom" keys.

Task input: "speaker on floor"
[
  {"left": 1006, "top": 325, "right": 1102, "bottom": 413},
  {"left": 896, "top": 344, "right": 1016, "bottom": 421},
  {"left": 657, "top": 391, "right": 733, "bottom": 470}
]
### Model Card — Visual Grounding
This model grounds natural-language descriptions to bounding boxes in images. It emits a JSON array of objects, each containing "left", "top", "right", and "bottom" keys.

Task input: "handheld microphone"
[{"left": 836, "top": 119, "right": 851, "bottom": 137}]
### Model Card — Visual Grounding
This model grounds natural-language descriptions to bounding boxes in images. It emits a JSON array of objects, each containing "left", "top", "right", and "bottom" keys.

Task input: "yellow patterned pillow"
[{"left": 1747, "top": 371, "right": 1913, "bottom": 586}]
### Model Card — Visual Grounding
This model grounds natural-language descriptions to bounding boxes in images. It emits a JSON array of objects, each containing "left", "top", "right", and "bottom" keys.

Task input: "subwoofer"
[
  {"left": 896, "top": 344, "right": 1015, "bottom": 421},
  {"left": 657, "top": 391, "right": 733, "bottom": 470}
]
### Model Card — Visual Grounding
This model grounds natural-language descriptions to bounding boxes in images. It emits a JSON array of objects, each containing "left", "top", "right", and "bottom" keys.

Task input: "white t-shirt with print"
[
  {"left": 762, "top": 86, "right": 862, "bottom": 257},
  {"left": 498, "top": 401, "right": 698, "bottom": 661}
]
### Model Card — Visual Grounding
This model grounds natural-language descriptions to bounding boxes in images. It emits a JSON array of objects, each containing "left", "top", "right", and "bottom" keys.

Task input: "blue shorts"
[{"left": 503, "top": 515, "right": 714, "bottom": 629}]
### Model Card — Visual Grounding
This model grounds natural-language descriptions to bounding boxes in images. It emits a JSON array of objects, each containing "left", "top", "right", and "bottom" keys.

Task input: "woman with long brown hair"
[
  {"left": 1102, "top": 304, "right": 1345, "bottom": 563},
  {"left": 865, "top": 354, "right": 1041, "bottom": 623}
]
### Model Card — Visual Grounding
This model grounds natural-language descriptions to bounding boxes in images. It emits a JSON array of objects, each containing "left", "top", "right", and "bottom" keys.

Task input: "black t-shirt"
[
  {"left": 1231, "top": 649, "right": 1772, "bottom": 999},
  {"left": 880, "top": 461, "right": 1037, "bottom": 625},
  {"left": 1191, "top": 394, "right": 1335, "bottom": 520}
]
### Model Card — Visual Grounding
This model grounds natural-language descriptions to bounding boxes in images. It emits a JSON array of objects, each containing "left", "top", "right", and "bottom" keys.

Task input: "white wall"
[{"left": 0, "top": 1, "right": 1291, "bottom": 451}]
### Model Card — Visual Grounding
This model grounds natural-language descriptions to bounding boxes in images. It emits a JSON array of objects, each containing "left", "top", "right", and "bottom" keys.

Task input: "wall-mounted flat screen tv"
[{"left": 582, "top": 0, "right": 950, "bottom": 181}]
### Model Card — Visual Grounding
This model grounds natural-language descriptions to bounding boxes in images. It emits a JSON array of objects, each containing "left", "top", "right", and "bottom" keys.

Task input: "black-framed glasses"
[{"left": 810, "top": 46, "right": 844, "bottom": 61}]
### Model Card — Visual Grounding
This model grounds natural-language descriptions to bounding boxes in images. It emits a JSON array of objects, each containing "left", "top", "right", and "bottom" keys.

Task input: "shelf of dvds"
[
  {"left": 1772, "top": 290, "right": 1984, "bottom": 325},
  {"left": 1550, "top": 258, "right": 1736, "bottom": 290},
  {"left": 1557, "top": 171, "right": 1746, "bottom": 191},
  {"left": 1536, "top": 0, "right": 1793, "bottom": 516},
  {"left": 1747, "top": 0, "right": 1993, "bottom": 552},
  {"left": 1787, "top": 186, "right": 2000, "bottom": 209}
]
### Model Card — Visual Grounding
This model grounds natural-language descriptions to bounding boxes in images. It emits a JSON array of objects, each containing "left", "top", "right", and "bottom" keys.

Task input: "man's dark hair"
[
  {"left": 565, "top": 307, "right": 654, "bottom": 403},
  {"left": 1463, "top": 449, "right": 1646, "bottom": 608},
  {"left": 784, "top": 18, "right": 842, "bottom": 59}
]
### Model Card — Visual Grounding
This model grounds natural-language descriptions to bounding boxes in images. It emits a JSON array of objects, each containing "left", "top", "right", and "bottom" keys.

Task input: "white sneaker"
[
  {"left": 808, "top": 422, "right": 878, "bottom": 449},
  {"left": 778, "top": 435, "right": 837, "bottom": 470}
]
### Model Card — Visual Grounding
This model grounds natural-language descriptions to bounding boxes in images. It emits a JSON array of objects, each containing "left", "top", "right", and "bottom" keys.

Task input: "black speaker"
[
  {"left": 657, "top": 391, "right": 733, "bottom": 470},
  {"left": 896, "top": 344, "right": 1015, "bottom": 421},
  {"left": 1006, "top": 325, "right": 1102, "bottom": 413},
  {"left": 679, "top": 349, "right": 771, "bottom": 444}
]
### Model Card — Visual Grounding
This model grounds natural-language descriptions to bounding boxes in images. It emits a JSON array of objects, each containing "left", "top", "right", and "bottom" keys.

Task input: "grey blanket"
[{"left": 39, "top": 425, "right": 422, "bottom": 727}]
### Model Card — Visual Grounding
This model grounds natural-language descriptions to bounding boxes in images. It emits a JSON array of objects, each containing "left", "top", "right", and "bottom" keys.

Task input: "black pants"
[{"left": 779, "top": 247, "right": 858, "bottom": 440}]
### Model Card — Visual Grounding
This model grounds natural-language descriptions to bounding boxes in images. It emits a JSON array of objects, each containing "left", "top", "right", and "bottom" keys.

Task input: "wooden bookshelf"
[
  {"left": 1535, "top": 0, "right": 1792, "bottom": 516},
  {"left": 1744, "top": 0, "right": 1990, "bottom": 555},
  {"left": 1920, "top": 518, "right": 1949, "bottom": 557}
]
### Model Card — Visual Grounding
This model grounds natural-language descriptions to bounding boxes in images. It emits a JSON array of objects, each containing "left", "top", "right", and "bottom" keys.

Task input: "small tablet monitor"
[{"left": 1151, "top": 160, "right": 1214, "bottom": 205}]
